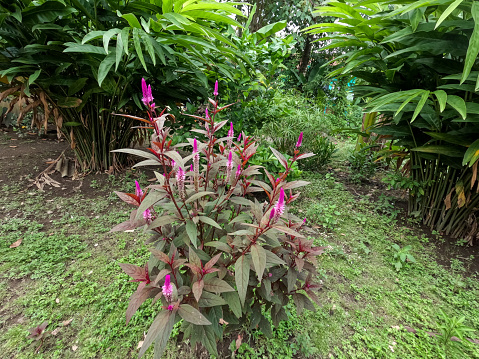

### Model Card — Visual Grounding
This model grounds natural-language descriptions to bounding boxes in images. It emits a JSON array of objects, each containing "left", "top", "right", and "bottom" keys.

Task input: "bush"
[
  {"left": 347, "top": 150, "right": 377, "bottom": 183},
  {"left": 112, "top": 80, "right": 323, "bottom": 357}
]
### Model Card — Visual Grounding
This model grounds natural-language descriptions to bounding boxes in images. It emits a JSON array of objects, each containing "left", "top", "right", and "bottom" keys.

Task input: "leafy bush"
[
  {"left": 249, "top": 144, "right": 302, "bottom": 182},
  {"left": 347, "top": 150, "right": 377, "bottom": 183},
  {"left": 112, "top": 81, "right": 323, "bottom": 357}
]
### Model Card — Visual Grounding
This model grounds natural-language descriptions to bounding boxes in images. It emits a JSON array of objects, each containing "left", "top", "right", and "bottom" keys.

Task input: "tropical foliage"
[
  {"left": 0, "top": 0, "right": 250, "bottom": 171},
  {"left": 308, "top": 0, "right": 479, "bottom": 241}
]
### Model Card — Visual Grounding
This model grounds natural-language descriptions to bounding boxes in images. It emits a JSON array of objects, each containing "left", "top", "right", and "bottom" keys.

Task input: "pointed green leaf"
[
  {"left": 461, "top": 1, "right": 479, "bottom": 84},
  {"left": 411, "top": 90, "right": 430, "bottom": 122},
  {"left": 434, "top": 90, "right": 447, "bottom": 112},
  {"left": 235, "top": 255, "right": 249, "bottom": 306},
  {"left": 463, "top": 139, "right": 479, "bottom": 167},
  {"left": 198, "top": 291, "right": 227, "bottom": 307},
  {"left": 133, "top": 28, "right": 147, "bottom": 71},
  {"left": 435, "top": 0, "right": 463, "bottom": 29},
  {"left": 98, "top": 52, "right": 115, "bottom": 86},
  {"left": 139, "top": 310, "right": 175, "bottom": 358},
  {"left": 185, "top": 191, "right": 214, "bottom": 204},
  {"left": 121, "top": 27, "right": 130, "bottom": 55},
  {"left": 447, "top": 95, "right": 467, "bottom": 119},
  {"left": 203, "top": 278, "right": 235, "bottom": 293},
  {"left": 103, "top": 28, "right": 120, "bottom": 54},
  {"left": 120, "top": 12, "right": 141, "bottom": 28},
  {"left": 251, "top": 244, "right": 266, "bottom": 282},
  {"left": 178, "top": 304, "right": 211, "bottom": 325},
  {"left": 185, "top": 220, "right": 198, "bottom": 248},
  {"left": 222, "top": 291, "right": 242, "bottom": 318}
]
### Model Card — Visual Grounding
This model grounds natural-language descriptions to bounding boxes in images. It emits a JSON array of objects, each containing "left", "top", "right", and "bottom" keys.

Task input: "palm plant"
[
  {"left": 0, "top": 0, "right": 250, "bottom": 171},
  {"left": 307, "top": 0, "right": 479, "bottom": 242}
]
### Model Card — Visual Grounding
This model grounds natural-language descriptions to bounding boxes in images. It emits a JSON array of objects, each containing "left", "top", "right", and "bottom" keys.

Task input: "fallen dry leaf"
[
  {"left": 51, "top": 327, "right": 61, "bottom": 336},
  {"left": 9, "top": 146, "right": 17, "bottom": 148},
  {"left": 72, "top": 345, "right": 78, "bottom": 351},
  {"left": 9, "top": 239, "right": 22, "bottom": 248},
  {"left": 137, "top": 341, "right": 144, "bottom": 349},
  {"left": 235, "top": 334, "right": 242, "bottom": 350},
  {"left": 219, "top": 318, "right": 228, "bottom": 325},
  {"left": 62, "top": 319, "right": 73, "bottom": 326}
]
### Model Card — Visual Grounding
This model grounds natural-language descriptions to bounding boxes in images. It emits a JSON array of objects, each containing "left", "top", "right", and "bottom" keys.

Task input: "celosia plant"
[{"left": 112, "top": 79, "right": 324, "bottom": 357}]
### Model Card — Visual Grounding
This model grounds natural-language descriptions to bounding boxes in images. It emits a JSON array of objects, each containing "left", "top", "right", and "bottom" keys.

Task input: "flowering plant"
[{"left": 112, "top": 80, "right": 323, "bottom": 357}]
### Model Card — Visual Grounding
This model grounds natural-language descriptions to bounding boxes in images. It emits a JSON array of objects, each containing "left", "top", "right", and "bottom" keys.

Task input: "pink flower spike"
[
  {"left": 162, "top": 274, "right": 173, "bottom": 302},
  {"left": 227, "top": 151, "right": 233, "bottom": 167},
  {"left": 296, "top": 132, "right": 303, "bottom": 148},
  {"left": 303, "top": 218, "right": 307, "bottom": 224},
  {"left": 228, "top": 122, "right": 234, "bottom": 137},
  {"left": 135, "top": 180, "right": 143, "bottom": 198},
  {"left": 272, "top": 188, "right": 285, "bottom": 223},
  {"left": 205, "top": 108, "right": 210, "bottom": 120},
  {"left": 237, "top": 133, "right": 242, "bottom": 142},
  {"left": 167, "top": 304, "right": 174, "bottom": 311},
  {"left": 193, "top": 138, "right": 198, "bottom": 153},
  {"left": 213, "top": 80, "right": 219, "bottom": 96},
  {"left": 269, "top": 207, "right": 275, "bottom": 219},
  {"left": 235, "top": 164, "right": 241, "bottom": 178},
  {"left": 190, "top": 164, "right": 193, "bottom": 172},
  {"left": 141, "top": 78, "right": 147, "bottom": 98},
  {"left": 143, "top": 208, "right": 152, "bottom": 223}
]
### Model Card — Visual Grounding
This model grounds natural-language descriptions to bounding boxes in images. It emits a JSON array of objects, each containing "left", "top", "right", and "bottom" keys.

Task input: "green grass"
[{"left": 1, "top": 167, "right": 479, "bottom": 358}]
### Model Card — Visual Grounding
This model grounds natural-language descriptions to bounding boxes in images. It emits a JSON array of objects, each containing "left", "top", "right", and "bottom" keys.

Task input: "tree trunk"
[{"left": 298, "top": 34, "right": 313, "bottom": 75}]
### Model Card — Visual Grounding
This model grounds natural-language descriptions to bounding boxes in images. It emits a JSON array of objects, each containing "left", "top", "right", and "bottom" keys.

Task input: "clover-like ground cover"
[{"left": 1, "top": 135, "right": 479, "bottom": 358}]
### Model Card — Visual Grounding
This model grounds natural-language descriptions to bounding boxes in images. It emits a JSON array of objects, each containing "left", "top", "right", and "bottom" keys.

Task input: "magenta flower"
[
  {"left": 190, "top": 164, "right": 193, "bottom": 172},
  {"left": 235, "top": 164, "right": 241, "bottom": 179},
  {"left": 296, "top": 132, "right": 303, "bottom": 148},
  {"left": 226, "top": 151, "right": 233, "bottom": 183},
  {"left": 193, "top": 139, "right": 200, "bottom": 190},
  {"left": 167, "top": 304, "right": 174, "bottom": 311},
  {"left": 227, "top": 122, "right": 234, "bottom": 148},
  {"left": 205, "top": 108, "right": 210, "bottom": 120},
  {"left": 176, "top": 166, "right": 186, "bottom": 201},
  {"left": 141, "top": 78, "right": 154, "bottom": 107},
  {"left": 143, "top": 208, "right": 153, "bottom": 223},
  {"left": 269, "top": 207, "right": 275, "bottom": 220},
  {"left": 237, "top": 133, "right": 242, "bottom": 142},
  {"left": 213, "top": 80, "right": 219, "bottom": 96},
  {"left": 162, "top": 274, "right": 173, "bottom": 302},
  {"left": 135, "top": 180, "right": 143, "bottom": 198},
  {"left": 273, "top": 188, "right": 285, "bottom": 223},
  {"left": 193, "top": 138, "right": 198, "bottom": 153}
]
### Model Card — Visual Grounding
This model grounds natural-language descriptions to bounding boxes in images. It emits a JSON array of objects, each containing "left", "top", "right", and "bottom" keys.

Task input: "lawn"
[{"left": 1, "top": 136, "right": 479, "bottom": 358}]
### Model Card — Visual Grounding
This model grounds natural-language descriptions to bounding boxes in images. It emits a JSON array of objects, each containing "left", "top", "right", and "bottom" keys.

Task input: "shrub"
[{"left": 112, "top": 80, "right": 324, "bottom": 357}]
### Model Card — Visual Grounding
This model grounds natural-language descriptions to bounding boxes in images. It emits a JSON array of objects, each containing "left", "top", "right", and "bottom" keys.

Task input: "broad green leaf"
[
  {"left": 98, "top": 52, "right": 115, "bottom": 86},
  {"left": 411, "top": 90, "right": 430, "bottom": 122},
  {"left": 435, "top": 0, "right": 463, "bottom": 29},
  {"left": 185, "top": 220, "right": 198, "bottom": 248},
  {"left": 434, "top": 90, "right": 447, "bottom": 112},
  {"left": 447, "top": 95, "right": 467, "bottom": 119},
  {"left": 136, "top": 191, "right": 166, "bottom": 221},
  {"left": 461, "top": 1, "right": 479, "bottom": 84},
  {"left": 147, "top": 215, "right": 177, "bottom": 230},
  {"left": 222, "top": 291, "right": 242, "bottom": 318},
  {"left": 198, "top": 216, "right": 222, "bottom": 229},
  {"left": 63, "top": 43, "right": 106, "bottom": 55},
  {"left": 103, "top": 28, "right": 120, "bottom": 54},
  {"left": 28, "top": 69, "right": 41, "bottom": 86},
  {"left": 140, "top": 32, "right": 156, "bottom": 66},
  {"left": 162, "top": 0, "right": 173, "bottom": 13},
  {"left": 463, "top": 139, "right": 479, "bottom": 167},
  {"left": 203, "top": 278, "right": 235, "bottom": 293},
  {"left": 133, "top": 28, "right": 147, "bottom": 71},
  {"left": 115, "top": 33, "right": 123, "bottom": 71},
  {"left": 180, "top": 2, "right": 243, "bottom": 17},
  {"left": 198, "top": 291, "right": 227, "bottom": 307},
  {"left": 178, "top": 304, "right": 211, "bottom": 325},
  {"left": 121, "top": 27, "right": 130, "bottom": 55},
  {"left": 138, "top": 310, "right": 175, "bottom": 358},
  {"left": 251, "top": 244, "right": 266, "bottom": 282},
  {"left": 411, "top": 144, "right": 464, "bottom": 157},
  {"left": 185, "top": 191, "right": 214, "bottom": 204},
  {"left": 120, "top": 12, "right": 141, "bottom": 28},
  {"left": 265, "top": 250, "right": 286, "bottom": 267},
  {"left": 394, "top": 90, "right": 422, "bottom": 116},
  {"left": 204, "top": 240, "right": 231, "bottom": 253},
  {"left": 259, "top": 316, "right": 272, "bottom": 338},
  {"left": 235, "top": 255, "right": 249, "bottom": 306}
]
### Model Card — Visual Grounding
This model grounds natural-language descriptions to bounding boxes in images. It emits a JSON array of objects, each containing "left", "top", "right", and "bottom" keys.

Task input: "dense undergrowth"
[{"left": 1, "top": 151, "right": 479, "bottom": 358}]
